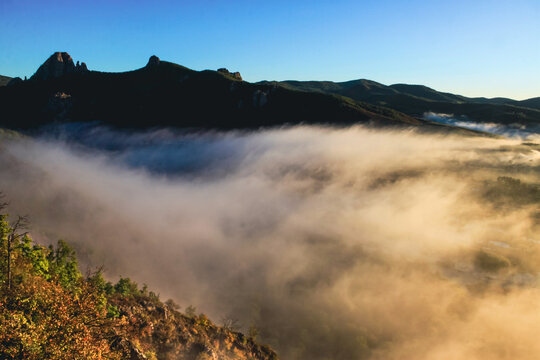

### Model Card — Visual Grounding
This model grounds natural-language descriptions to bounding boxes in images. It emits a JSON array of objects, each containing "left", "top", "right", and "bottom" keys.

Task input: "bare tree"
[{"left": 6, "top": 215, "right": 29, "bottom": 289}]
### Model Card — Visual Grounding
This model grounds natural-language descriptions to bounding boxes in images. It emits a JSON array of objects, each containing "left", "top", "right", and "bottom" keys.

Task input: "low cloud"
[
  {"left": 424, "top": 112, "right": 540, "bottom": 140},
  {"left": 1, "top": 125, "right": 540, "bottom": 359}
]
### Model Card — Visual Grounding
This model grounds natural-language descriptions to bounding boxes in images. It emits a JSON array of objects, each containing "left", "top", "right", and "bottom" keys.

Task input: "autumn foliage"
[
  {"left": 0, "top": 211, "right": 122, "bottom": 359},
  {"left": 0, "top": 204, "right": 278, "bottom": 360}
]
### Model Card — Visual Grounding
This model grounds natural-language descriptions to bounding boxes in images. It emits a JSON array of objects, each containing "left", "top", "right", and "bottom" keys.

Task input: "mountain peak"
[
  {"left": 146, "top": 55, "right": 161, "bottom": 67},
  {"left": 31, "top": 52, "right": 88, "bottom": 81},
  {"left": 217, "top": 67, "right": 242, "bottom": 81}
]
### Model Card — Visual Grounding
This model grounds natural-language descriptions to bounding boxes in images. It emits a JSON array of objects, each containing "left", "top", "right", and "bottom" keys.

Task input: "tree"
[
  {"left": 47, "top": 239, "right": 81, "bottom": 290},
  {"left": 0, "top": 192, "right": 29, "bottom": 289},
  {"left": 5, "top": 215, "right": 29, "bottom": 289},
  {"left": 0, "top": 213, "right": 10, "bottom": 286}
]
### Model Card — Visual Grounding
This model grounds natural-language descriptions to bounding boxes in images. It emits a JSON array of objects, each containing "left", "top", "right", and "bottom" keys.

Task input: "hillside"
[
  {"left": 0, "top": 75, "right": 12, "bottom": 87},
  {"left": 0, "top": 53, "right": 422, "bottom": 132},
  {"left": 0, "top": 208, "right": 278, "bottom": 360},
  {"left": 267, "top": 79, "right": 540, "bottom": 127}
]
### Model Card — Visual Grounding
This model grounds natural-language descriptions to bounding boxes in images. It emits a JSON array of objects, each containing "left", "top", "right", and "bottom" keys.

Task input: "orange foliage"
[{"left": 0, "top": 273, "right": 121, "bottom": 360}]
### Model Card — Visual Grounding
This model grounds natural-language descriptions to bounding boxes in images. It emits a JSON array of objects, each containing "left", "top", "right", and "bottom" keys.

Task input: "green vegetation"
[
  {"left": 0, "top": 202, "right": 278, "bottom": 360},
  {"left": 0, "top": 212, "right": 119, "bottom": 359}
]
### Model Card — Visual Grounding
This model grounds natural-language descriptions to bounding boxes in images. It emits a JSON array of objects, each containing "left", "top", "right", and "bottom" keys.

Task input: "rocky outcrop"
[
  {"left": 109, "top": 295, "right": 278, "bottom": 360},
  {"left": 231, "top": 71, "right": 242, "bottom": 81},
  {"left": 30, "top": 52, "right": 88, "bottom": 81},
  {"left": 146, "top": 55, "right": 160, "bottom": 67},
  {"left": 113, "top": 337, "right": 148, "bottom": 360},
  {"left": 46, "top": 92, "right": 72, "bottom": 121},
  {"left": 76, "top": 60, "right": 88, "bottom": 72},
  {"left": 218, "top": 68, "right": 243, "bottom": 81}
]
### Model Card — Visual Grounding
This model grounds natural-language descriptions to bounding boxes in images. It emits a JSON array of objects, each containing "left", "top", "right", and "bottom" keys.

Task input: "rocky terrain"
[
  {"left": 110, "top": 294, "right": 277, "bottom": 360},
  {"left": 30, "top": 52, "right": 88, "bottom": 81}
]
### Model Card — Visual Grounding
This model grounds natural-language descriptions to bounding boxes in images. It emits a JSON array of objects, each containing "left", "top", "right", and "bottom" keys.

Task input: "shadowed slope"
[{"left": 269, "top": 79, "right": 540, "bottom": 126}]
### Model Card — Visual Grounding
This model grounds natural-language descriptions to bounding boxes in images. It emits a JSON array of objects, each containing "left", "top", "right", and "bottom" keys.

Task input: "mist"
[
  {"left": 1, "top": 124, "right": 540, "bottom": 359},
  {"left": 424, "top": 111, "right": 540, "bottom": 139}
]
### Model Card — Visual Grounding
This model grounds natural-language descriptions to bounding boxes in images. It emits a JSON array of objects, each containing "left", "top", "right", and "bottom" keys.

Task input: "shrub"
[{"left": 114, "top": 277, "right": 140, "bottom": 297}]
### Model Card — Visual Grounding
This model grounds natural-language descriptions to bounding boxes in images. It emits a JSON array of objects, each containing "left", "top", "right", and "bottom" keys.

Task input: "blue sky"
[{"left": 1, "top": 0, "right": 539, "bottom": 99}]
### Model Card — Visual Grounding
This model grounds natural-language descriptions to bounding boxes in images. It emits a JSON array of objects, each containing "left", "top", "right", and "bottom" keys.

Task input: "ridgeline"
[{"left": 1, "top": 52, "right": 539, "bottom": 134}]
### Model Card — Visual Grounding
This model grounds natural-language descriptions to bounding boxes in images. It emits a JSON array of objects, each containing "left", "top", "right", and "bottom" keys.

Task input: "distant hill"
[
  {"left": 0, "top": 53, "right": 424, "bottom": 132},
  {"left": 0, "top": 75, "right": 12, "bottom": 87},
  {"left": 265, "top": 79, "right": 540, "bottom": 127},
  {"left": 388, "top": 83, "right": 468, "bottom": 103},
  {"left": 519, "top": 97, "right": 540, "bottom": 110}
]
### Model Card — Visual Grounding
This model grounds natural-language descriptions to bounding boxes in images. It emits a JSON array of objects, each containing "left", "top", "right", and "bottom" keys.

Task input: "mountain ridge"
[
  {"left": 265, "top": 79, "right": 540, "bottom": 127},
  {"left": 0, "top": 52, "right": 424, "bottom": 131},
  {"left": 2, "top": 52, "right": 538, "bottom": 134}
]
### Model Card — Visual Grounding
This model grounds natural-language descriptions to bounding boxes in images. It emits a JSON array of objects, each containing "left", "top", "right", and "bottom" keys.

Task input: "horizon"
[{"left": 1, "top": 0, "right": 539, "bottom": 100}]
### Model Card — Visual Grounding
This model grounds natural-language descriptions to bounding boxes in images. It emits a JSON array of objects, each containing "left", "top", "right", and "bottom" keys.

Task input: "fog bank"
[
  {"left": 424, "top": 112, "right": 540, "bottom": 139},
  {"left": 1, "top": 125, "right": 540, "bottom": 359}
]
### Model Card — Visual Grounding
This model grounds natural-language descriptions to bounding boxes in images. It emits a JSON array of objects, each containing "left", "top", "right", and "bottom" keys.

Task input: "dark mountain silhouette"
[
  {"left": 264, "top": 79, "right": 540, "bottom": 126},
  {"left": 0, "top": 75, "right": 12, "bottom": 87},
  {"left": 0, "top": 52, "right": 425, "bottom": 132},
  {"left": 519, "top": 97, "right": 540, "bottom": 110},
  {"left": 2, "top": 52, "right": 537, "bottom": 133},
  {"left": 30, "top": 51, "right": 88, "bottom": 81}
]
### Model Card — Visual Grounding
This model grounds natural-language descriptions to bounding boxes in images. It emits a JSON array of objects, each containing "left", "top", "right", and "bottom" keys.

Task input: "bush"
[
  {"left": 114, "top": 277, "right": 140, "bottom": 296},
  {"left": 47, "top": 239, "right": 81, "bottom": 290}
]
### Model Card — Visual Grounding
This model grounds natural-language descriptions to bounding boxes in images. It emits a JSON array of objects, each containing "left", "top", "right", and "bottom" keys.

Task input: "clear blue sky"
[{"left": 1, "top": 0, "right": 539, "bottom": 99}]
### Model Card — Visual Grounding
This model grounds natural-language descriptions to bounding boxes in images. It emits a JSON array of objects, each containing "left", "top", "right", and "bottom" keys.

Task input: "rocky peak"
[
  {"left": 217, "top": 68, "right": 243, "bottom": 81},
  {"left": 146, "top": 55, "right": 160, "bottom": 67},
  {"left": 231, "top": 71, "right": 243, "bottom": 81},
  {"left": 30, "top": 52, "right": 88, "bottom": 81},
  {"left": 76, "top": 61, "right": 88, "bottom": 72}
]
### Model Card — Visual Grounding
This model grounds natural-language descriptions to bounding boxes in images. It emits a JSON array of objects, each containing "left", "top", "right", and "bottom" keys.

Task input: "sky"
[{"left": 1, "top": 0, "right": 539, "bottom": 100}]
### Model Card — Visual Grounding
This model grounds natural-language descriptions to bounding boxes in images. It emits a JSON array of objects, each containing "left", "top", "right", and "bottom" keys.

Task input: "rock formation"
[
  {"left": 46, "top": 92, "right": 73, "bottom": 121},
  {"left": 76, "top": 61, "right": 88, "bottom": 72},
  {"left": 218, "top": 68, "right": 243, "bottom": 81},
  {"left": 146, "top": 55, "right": 160, "bottom": 67},
  {"left": 30, "top": 52, "right": 88, "bottom": 81}
]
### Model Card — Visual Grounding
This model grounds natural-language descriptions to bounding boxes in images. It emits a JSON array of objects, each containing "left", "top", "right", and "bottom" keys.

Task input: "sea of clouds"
[{"left": 1, "top": 124, "right": 540, "bottom": 359}]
